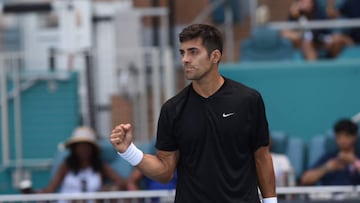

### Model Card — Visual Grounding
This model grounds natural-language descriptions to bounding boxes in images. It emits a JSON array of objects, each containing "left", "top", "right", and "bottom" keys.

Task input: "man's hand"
[
  {"left": 289, "top": 2, "right": 301, "bottom": 18},
  {"left": 337, "top": 151, "right": 357, "bottom": 165},
  {"left": 324, "top": 158, "right": 346, "bottom": 172},
  {"left": 110, "top": 123, "right": 134, "bottom": 153}
]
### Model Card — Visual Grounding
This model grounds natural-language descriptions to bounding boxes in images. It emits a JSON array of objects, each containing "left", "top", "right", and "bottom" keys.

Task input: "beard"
[{"left": 184, "top": 65, "right": 212, "bottom": 81}]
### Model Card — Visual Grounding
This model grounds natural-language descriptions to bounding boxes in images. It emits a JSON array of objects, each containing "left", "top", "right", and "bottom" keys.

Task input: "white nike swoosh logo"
[{"left": 222, "top": 112, "right": 235, "bottom": 118}]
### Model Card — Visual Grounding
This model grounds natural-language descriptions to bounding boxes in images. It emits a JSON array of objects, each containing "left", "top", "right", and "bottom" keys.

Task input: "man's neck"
[{"left": 192, "top": 74, "right": 224, "bottom": 98}]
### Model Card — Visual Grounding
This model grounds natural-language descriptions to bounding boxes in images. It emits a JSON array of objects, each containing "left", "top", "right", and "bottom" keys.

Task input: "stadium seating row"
[
  {"left": 240, "top": 26, "right": 360, "bottom": 62},
  {"left": 269, "top": 129, "right": 360, "bottom": 184},
  {"left": 50, "top": 129, "right": 359, "bottom": 188}
]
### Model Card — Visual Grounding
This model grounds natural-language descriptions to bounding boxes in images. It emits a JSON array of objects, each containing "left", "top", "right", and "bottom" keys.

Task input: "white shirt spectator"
[{"left": 271, "top": 153, "right": 293, "bottom": 186}]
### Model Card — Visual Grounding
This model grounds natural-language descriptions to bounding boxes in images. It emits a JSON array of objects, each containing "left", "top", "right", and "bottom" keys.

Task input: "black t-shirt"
[{"left": 156, "top": 77, "right": 270, "bottom": 203}]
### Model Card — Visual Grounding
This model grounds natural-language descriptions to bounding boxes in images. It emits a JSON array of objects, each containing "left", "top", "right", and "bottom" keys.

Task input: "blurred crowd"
[{"left": 281, "top": 0, "right": 360, "bottom": 61}]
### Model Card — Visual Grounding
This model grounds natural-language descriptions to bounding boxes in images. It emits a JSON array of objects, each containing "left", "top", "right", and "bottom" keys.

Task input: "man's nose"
[{"left": 182, "top": 53, "right": 190, "bottom": 64}]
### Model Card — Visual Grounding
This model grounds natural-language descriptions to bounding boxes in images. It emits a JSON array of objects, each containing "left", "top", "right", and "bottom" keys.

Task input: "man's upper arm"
[
  {"left": 137, "top": 149, "right": 179, "bottom": 183},
  {"left": 255, "top": 145, "right": 272, "bottom": 164},
  {"left": 156, "top": 150, "right": 179, "bottom": 174}
]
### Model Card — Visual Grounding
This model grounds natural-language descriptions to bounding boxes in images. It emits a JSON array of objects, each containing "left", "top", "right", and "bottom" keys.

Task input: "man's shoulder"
[
  {"left": 162, "top": 84, "right": 191, "bottom": 109},
  {"left": 223, "top": 77, "right": 262, "bottom": 98}
]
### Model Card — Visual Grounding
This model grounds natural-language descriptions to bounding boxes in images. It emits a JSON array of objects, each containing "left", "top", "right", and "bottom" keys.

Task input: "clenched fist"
[{"left": 110, "top": 123, "right": 134, "bottom": 153}]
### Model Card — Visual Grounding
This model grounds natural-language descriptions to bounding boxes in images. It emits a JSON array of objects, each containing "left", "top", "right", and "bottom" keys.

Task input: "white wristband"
[
  {"left": 117, "top": 143, "right": 144, "bottom": 166},
  {"left": 262, "top": 197, "right": 277, "bottom": 203}
]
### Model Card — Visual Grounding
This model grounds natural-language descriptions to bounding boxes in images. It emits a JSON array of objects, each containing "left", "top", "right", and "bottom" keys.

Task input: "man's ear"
[{"left": 211, "top": 50, "right": 221, "bottom": 64}]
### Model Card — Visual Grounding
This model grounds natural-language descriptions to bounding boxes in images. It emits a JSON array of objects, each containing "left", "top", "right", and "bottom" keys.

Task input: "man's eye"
[{"left": 190, "top": 50, "right": 198, "bottom": 55}]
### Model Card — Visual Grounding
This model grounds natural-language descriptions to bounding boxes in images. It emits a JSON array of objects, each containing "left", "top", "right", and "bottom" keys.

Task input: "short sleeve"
[{"left": 155, "top": 103, "right": 178, "bottom": 151}]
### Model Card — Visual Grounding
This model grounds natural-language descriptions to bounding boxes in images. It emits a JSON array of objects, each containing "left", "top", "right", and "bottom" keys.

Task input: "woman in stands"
[
  {"left": 281, "top": 0, "right": 353, "bottom": 60},
  {"left": 38, "top": 127, "right": 127, "bottom": 200}
]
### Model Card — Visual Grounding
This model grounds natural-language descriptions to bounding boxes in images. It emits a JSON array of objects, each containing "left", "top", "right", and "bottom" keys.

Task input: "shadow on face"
[
  {"left": 335, "top": 132, "right": 357, "bottom": 151},
  {"left": 73, "top": 142, "right": 96, "bottom": 160}
]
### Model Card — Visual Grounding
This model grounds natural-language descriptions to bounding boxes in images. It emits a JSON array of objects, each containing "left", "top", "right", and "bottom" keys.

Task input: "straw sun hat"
[{"left": 65, "top": 126, "right": 99, "bottom": 151}]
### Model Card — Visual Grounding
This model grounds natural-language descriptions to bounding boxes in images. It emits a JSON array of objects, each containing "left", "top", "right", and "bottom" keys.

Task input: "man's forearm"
[{"left": 255, "top": 148, "right": 277, "bottom": 198}]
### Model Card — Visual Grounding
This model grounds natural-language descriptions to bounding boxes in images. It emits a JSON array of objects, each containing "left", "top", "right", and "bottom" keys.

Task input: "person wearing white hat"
[{"left": 38, "top": 126, "right": 127, "bottom": 202}]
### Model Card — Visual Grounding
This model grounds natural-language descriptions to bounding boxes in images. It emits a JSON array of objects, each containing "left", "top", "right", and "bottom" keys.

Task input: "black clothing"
[
  {"left": 340, "top": 0, "right": 360, "bottom": 43},
  {"left": 311, "top": 151, "right": 360, "bottom": 185},
  {"left": 156, "top": 77, "right": 270, "bottom": 203},
  {"left": 288, "top": 8, "right": 330, "bottom": 46}
]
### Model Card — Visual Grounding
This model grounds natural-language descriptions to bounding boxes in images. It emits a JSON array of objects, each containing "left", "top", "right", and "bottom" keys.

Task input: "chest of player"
[{"left": 174, "top": 94, "right": 255, "bottom": 151}]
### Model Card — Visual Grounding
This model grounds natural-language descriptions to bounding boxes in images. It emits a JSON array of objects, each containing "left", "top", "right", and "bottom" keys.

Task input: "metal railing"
[
  {"left": 268, "top": 18, "right": 360, "bottom": 30},
  {"left": 1, "top": 186, "right": 360, "bottom": 203},
  {"left": 0, "top": 190, "right": 176, "bottom": 203}
]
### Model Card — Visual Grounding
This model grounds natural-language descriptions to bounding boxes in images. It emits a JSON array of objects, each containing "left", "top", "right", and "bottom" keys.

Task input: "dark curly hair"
[
  {"left": 65, "top": 143, "right": 105, "bottom": 175},
  {"left": 334, "top": 119, "right": 358, "bottom": 135}
]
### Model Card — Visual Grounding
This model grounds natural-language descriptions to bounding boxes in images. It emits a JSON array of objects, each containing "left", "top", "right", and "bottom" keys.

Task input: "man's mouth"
[{"left": 184, "top": 66, "right": 195, "bottom": 71}]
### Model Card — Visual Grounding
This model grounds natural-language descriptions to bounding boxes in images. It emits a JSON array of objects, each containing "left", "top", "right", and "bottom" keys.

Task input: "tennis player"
[{"left": 111, "top": 24, "right": 277, "bottom": 203}]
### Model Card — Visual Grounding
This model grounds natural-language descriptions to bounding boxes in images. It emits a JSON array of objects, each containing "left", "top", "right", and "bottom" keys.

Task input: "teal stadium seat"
[
  {"left": 98, "top": 139, "right": 134, "bottom": 178},
  {"left": 240, "top": 26, "right": 297, "bottom": 62},
  {"left": 307, "top": 134, "right": 327, "bottom": 169},
  {"left": 336, "top": 45, "right": 360, "bottom": 60},
  {"left": 286, "top": 137, "right": 307, "bottom": 180},
  {"left": 211, "top": 0, "right": 241, "bottom": 23},
  {"left": 270, "top": 131, "right": 288, "bottom": 154},
  {"left": 138, "top": 138, "right": 156, "bottom": 155},
  {"left": 137, "top": 139, "right": 157, "bottom": 189},
  {"left": 270, "top": 131, "right": 306, "bottom": 181}
]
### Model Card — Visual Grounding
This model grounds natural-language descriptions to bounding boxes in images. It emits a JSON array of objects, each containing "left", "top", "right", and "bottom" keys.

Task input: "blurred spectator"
[
  {"left": 327, "top": 0, "right": 360, "bottom": 44},
  {"left": 281, "top": 0, "right": 353, "bottom": 60},
  {"left": 269, "top": 137, "right": 295, "bottom": 187},
  {"left": 300, "top": 119, "right": 360, "bottom": 186},
  {"left": 325, "top": 0, "right": 345, "bottom": 19},
  {"left": 33, "top": 127, "right": 127, "bottom": 201},
  {"left": 127, "top": 168, "right": 177, "bottom": 191},
  {"left": 255, "top": 4, "right": 270, "bottom": 26}
]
